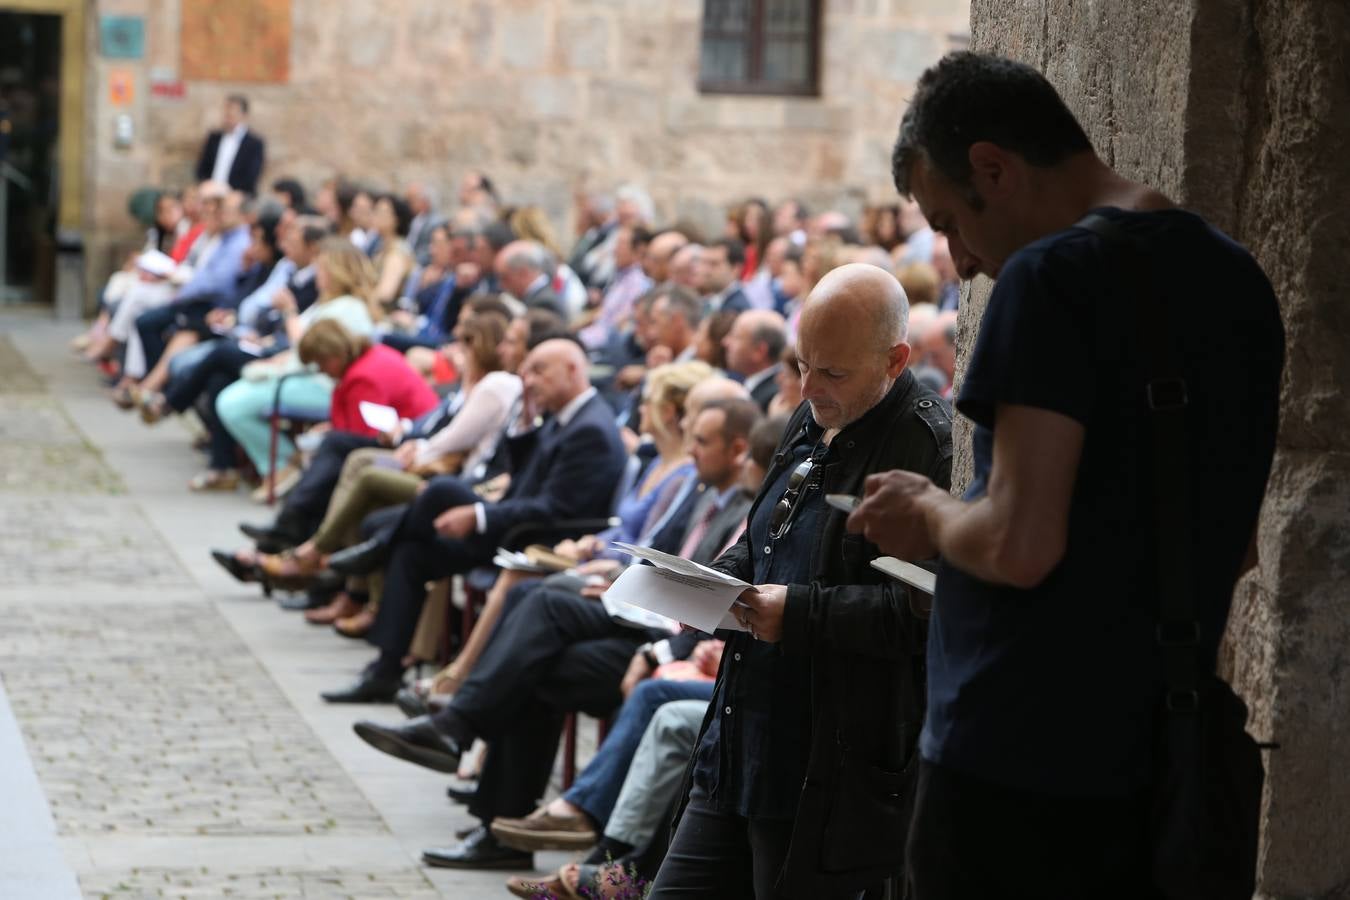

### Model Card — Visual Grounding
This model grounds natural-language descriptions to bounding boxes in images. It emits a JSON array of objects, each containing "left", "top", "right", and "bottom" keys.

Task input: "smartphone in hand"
[{"left": 825, "top": 493, "right": 861, "bottom": 514}]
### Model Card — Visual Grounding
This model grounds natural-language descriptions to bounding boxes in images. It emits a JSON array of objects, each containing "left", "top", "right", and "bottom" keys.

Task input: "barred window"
[{"left": 699, "top": 0, "right": 822, "bottom": 96}]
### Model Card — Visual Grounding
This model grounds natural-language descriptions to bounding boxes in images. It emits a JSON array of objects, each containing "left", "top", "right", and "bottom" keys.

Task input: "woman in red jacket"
[{"left": 297, "top": 318, "right": 438, "bottom": 436}]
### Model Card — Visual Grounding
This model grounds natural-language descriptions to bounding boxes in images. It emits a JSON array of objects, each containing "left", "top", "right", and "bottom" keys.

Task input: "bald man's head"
[
  {"left": 643, "top": 231, "right": 688, "bottom": 282},
  {"left": 681, "top": 375, "right": 750, "bottom": 438},
  {"left": 521, "top": 337, "right": 591, "bottom": 414},
  {"left": 795, "top": 263, "right": 912, "bottom": 429},
  {"left": 723, "top": 309, "right": 787, "bottom": 377}
]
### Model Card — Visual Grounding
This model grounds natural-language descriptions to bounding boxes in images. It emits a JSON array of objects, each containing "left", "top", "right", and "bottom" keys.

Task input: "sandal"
[
  {"left": 139, "top": 391, "right": 167, "bottom": 425},
  {"left": 110, "top": 384, "right": 140, "bottom": 410},
  {"left": 190, "top": 470, "right": 241, "bottom": 492}
]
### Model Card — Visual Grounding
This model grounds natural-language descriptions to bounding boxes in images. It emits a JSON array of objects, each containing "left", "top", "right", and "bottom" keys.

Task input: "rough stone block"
[
  {"left": 498, "top": 5, "right": 553, "bottom": 70},
  {"left": 558, "top": 15, "right": 611, "bottom": 71}
]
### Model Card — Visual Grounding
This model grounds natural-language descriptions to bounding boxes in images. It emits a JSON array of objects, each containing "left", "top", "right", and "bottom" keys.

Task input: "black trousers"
[
  {"left": 648, "top": 790, "right": 810, "bottom": 900},
  {"left": 444, "top": 581, "right": 657, "bottom": 824},
  {"left": 906, "top": 760, "right": 1159, "bottom": 900},
  {"left": 365, "top": 476, "right": 496, "bottom": 658},
  {"left": 165, "top": 338, "right": 255, "bottom": 470},
  {"left": 281, "top": 430, "right": 381, "bottom": 537}
]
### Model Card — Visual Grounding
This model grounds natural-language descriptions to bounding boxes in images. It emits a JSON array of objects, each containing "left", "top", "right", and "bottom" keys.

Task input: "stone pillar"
[{"left": 961, "top": 2, "right": 1350, "bottom": 896}]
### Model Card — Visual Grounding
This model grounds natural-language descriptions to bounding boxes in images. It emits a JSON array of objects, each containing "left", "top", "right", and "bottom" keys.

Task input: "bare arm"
[{"left": 850, "top": 404, "right": 1084, "bottom": 588}]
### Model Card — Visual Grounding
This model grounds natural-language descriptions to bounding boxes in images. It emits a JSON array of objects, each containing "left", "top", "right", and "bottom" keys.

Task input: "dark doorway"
[{"left": 1, "top": 12, "right": 61, "bottom": 305}]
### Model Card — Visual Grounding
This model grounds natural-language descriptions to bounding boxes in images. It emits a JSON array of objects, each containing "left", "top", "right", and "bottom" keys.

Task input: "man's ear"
[
  {"left": 730, "top": 435, "right": 750, "bottom": 461},
  {"left": 887, "top": 341, "right": 913, "bottom": 377},
  {"left": 967, "top": 141, "right": 1010, "bottom": 199}
]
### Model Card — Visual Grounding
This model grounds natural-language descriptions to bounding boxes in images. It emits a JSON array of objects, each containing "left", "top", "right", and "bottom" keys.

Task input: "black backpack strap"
[{"left": 1075, "top": 213, "right": 1199, "bottom": 713}]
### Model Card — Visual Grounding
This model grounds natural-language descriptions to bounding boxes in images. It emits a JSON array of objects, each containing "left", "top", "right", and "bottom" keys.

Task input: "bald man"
[
  {"left": 649, "top": 264, "right": 953, "bottom": 900},
  {"left": 722, "top": 309, "right": 788, "bottom": 411},
  {"left": 643, "top": 230, "right": 689, "bottom": 284},
  {"left": 322, "top": 337, "right": 626, "bottom": 704}
]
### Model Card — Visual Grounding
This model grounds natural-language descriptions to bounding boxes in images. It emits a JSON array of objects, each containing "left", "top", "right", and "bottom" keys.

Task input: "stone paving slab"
[
  {"left": 0, "top": 601, "right": 388, "bottom": 839},
  {"left": 80, "top": 866, "right": 440, "bottom": 899},
  {"left": 0, "top": 498, "right": 190, "bottom": 586}
]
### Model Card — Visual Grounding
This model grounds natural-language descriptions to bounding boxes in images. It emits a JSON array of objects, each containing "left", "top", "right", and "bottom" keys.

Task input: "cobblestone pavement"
[{"left": 0, "top": 330, "right": 442, "bottom": 898}]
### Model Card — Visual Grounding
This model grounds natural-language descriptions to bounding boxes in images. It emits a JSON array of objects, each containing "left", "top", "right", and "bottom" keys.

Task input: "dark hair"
[
  {"left": 226, "top": 94, "right": 249, "bottom": 115},
  {"left": 711, "top": 237, "right": 746, "bottom": 268},
  {"left": 477, "top": 173, "right": 498, "bottom": 202},
  {"left": 892, "top": 52, "right": 1093, "bottom": 203},
  {"left": 524, "top": 308, "right": 568, "bottom": 348},
  {"left": 296, "top": 215, "right": 334, "bottom": 247},
  {"left": 700, "top": 397, "right": 762, "bottom": 444},
  {"left": 467, "top": 294, "right": 514, "bottom": 322},
  {"left": 271, "top": 178, "right": 307, "bottom": 209},
  {"left": 378, "top": 193, "right": 414, "bottom": 237},
  {"left": 335, "top": 181, "right": 361, "bottom": 216},
  {"left": 749, "top": 413, "right": 790, "bottom": 470},
  {"left": 483, "top": 221, "right": 516, "bottom": 253},
  {"left": 628, "top": 225, "right": 653, "bottom": 251},
  {"left": 748, "top": 315, "right": 787, "bottom": 362},
  {"left": 700, "top": 309, "right": 739, "bottom": 370}
]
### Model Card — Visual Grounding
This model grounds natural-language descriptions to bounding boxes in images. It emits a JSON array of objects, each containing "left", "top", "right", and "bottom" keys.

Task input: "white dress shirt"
[{"left": 210, "top": 125, "right": 248, "bottom": 185}]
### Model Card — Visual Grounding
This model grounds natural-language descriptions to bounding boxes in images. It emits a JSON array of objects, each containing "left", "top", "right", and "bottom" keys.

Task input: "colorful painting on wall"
[{"left": 180, "top": 0, "right": 291, "bottom": 83}]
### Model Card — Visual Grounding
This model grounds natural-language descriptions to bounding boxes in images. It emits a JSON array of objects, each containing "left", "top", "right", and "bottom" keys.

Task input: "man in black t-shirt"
[{"left": 849, "top": 52, "right": 1284, "bottom": 899}]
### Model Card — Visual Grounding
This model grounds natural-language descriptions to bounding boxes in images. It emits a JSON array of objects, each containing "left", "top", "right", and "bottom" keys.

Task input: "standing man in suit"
[
  {"left": 723, "top": 310, "right": 787, "bottom": 412},
  {"left": 195, "top": 95, "right": 266, "bottom": 195},
  {"left": 321, "top": 338, "right": 627, "bottom": 702},
  {"left": 700, "top": 239, "right": 752, "bottom": 314}
]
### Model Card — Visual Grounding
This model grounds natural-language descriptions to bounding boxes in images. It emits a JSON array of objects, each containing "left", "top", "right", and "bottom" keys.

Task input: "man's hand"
[
  {"left": 615, "top": 364, "right": 646, "bottom": 390},
  {"left": 205, "top": 308, "right": 235, "bottom": 330},
  {"left": 737, "top": 585, "right": 787, "bottom": 643},
  {"left": 692, "top": 639, "right": 725, "bottom": 677},
  {"left": 433, "top": 505, "right": 477, "bottom": 540},
  {"left": 576, "top": 558, "right": 620, "bottom": 580},
  {"left": 392, "top": 441, "right": 419, "bottom": 470},
  {"left": 620, "top": 651, "right": 653, "bottom": 698},
  {"left": 455, "top": 261, "right": 481, "bottom": 286},
  {"left": 271, "top": 287, "right": 298, "bottom": 314},
  {"left": 646, "top": 345, "right": 674, "bottom": 368},
  {"left": 847, "top": 470, "right": 942, "bottom": 560}
]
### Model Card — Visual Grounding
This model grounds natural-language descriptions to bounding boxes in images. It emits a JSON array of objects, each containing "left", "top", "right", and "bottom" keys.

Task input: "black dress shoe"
[
  {"left": 327, "top": 538, "right": 387, "bottom": 576},
  {"left": 210, "top": 549, "right": 260, "bottom": 584},
  {"left": 320, "top": 675, "right": 402, "bottom": 704},
  {"left": 238, "top": 520, "right": 301, "bottom": 550},
  {"left": 352, "top": 715, "right": 463, "bottom": 773},
  {"left": 446, "top": 776, "right": 478, "bottom": 805},
  {"left": 395, "top": 686, "right": 429, "bottom": 719},
  {"left": 421, "top": 825, "right": 532, "bottom": 870}
]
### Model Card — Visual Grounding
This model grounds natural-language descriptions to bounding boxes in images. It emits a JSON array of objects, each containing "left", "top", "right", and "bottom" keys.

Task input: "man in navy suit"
[
  {"left": 699, "top": 238, "right": 752, "bottom": 315},
  {"left": 194, "top": 95, "right": 266, "bottom": 195},
  {"left": 321, "top": 338, "right": 627, "bottom": 703}
]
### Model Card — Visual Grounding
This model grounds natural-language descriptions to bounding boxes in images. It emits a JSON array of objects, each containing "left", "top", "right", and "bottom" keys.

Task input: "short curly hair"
[{"left": 892, "top": 52, "right": 1093, "bottom": 202}]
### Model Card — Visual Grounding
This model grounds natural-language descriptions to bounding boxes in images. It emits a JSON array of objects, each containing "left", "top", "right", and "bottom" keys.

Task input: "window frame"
[{"left": 697, "top": 0, "right": 823, "bottom": 98}]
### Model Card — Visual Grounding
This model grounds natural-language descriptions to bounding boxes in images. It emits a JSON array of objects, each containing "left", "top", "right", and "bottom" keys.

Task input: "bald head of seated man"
[
  {"left": 520, "top": 337, "right": 592, "bottom": 416},
  {"left": 795, "top": 262, "right": 912, "bottom": 434}
]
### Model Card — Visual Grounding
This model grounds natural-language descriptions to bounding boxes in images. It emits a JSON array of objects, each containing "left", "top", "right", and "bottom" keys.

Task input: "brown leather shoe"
[
  {"left": 491, "top": 807, "right": 598, "bottom": 852},
  {"left": 305, "top": 592, "right": 361, "bottom": 625},
  {"left": 334, "top": 606, "right": 376, "bottom": 638}
]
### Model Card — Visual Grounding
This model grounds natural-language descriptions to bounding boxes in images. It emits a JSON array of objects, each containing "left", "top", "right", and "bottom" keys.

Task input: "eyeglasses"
[{"left": 768, "top": 459, "right": 814, "bottom": 541}]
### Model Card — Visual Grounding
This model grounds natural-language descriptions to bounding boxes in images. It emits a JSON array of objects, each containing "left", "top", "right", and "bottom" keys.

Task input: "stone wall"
[
  {"left": 965, "top": 1, "right": 1350, "bottom": 896},
  {"left": 82, "top": 0, "right": 969, "bottom": 305}
]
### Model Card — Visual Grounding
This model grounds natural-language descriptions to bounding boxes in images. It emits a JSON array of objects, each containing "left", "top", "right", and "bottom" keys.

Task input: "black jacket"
[
  {"left": 195, "top": 129, "right": 266, "bottom": 194},
  {"left": 681, "top": 369, "right": 953, "bottom": 897}
]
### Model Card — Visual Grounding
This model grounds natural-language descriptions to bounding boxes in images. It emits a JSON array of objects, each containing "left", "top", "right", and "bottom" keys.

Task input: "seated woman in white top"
[{"left": 214, "top": 238, "right": 383, "bottom": 483}]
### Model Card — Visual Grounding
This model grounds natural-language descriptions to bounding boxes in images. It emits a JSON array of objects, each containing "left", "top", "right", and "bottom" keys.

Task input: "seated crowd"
[{"left": 73, "top": 96, "right": 961, "bottom": 900}]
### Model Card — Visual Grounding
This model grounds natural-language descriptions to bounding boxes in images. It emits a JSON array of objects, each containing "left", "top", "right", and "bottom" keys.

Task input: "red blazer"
[{"left": 330, "top": 343, "right": 439, "bottom": 436}]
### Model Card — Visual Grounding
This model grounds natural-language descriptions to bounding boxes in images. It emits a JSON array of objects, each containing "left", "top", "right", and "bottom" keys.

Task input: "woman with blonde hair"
[{"left": 214, "top": 237, "right": 383, "bottom": 493}]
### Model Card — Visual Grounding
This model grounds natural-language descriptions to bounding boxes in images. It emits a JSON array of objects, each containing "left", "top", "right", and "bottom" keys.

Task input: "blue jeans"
[{"left": 564, "top": 677, "right": 714, "bottom": 828}]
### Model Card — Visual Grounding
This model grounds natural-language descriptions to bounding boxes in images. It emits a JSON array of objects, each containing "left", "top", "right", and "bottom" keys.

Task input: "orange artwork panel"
[{"left": 180, "top": 0, "right": 291, "bottom": 83}]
